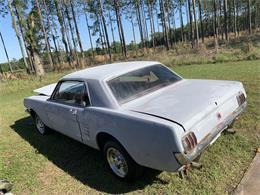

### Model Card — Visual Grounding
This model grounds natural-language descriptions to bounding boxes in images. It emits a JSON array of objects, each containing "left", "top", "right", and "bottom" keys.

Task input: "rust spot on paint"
[{"left": 217, "top": 113, "right": 222, "bottom": 120}]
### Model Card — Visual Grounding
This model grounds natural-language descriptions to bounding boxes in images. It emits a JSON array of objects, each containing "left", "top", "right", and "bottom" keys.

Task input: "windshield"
[{"left": 107, "top": 64, "right": 182, "bottom": 104}]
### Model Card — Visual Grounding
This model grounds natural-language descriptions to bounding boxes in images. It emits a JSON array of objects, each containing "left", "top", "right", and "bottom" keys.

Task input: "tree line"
[{"left": 0, "top": 0, "right": 259, "bottom": 76}]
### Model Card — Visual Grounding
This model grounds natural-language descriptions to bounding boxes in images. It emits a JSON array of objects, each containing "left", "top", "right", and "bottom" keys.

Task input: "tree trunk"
[
  {"left": 99, "top": 0, "right": 112, "bottom": 61},
  {"left": 185, "top": 1, "right": 190, "bottom": 41},
  {"left": 54, "top": 0, "right": 72, "bottom": 66},
  {"left": 159, "top": 0, "right": 170, "bottom": 50},
  {"left": 0, "top": 63, "right": 3, "bottom": 74},
  {"left": 198, "top": 0, "right": 204, "bottom": 43},
  {"left": 188, "top": 0, "right": 194, "bottom": 48},
  {"left": 213, "top": 0, "right": 219, "bottom": 52},
  {"left": 218, "top": 0, "right": 224, "bottom": 40},
  {"left": 97, "top": 13, "right": 108, "bottom": 54},
  {"left": 64, "top": 1, "right": 80, "bottom": 67},
  {"left": 148, "top": 3, "right": 155, "bottom": 48},
  {"left": 150, "top": 4, "right": 156, "bottom": 46},
  {"left": 14, "top": 6, "right": 34, "bottom": 72},
  {"left": 192, "top": 0, "right": 199, "bottom": 46},
  {"left": 70, "top": 0, "right": 85, "bottom": 61},
  {"left": 257, "top": 2, "right": 260, "bottom": 29},
  {"left": 232, "top": 0, "right": 237, "bottom": 37},
  {"left": 130, "top": 12, "right": 137, "bottom": 50},
  {"left": 166, "top": 0, "right": 173, "bottom": 47},
  {"left": 0, "top": 31, "right": 13, "bottom": 73},
  {"left": 248, "top": 0, "right": 252, "bottom": 34},
  {"left": 136, "top": 2, "right": 145, "bottom": 48},
  {"left": 35, "top": 0, "right": 54, "bottom": 70},
  {"left": 63, "top": 11, "right": 74, "bottom": 67},
  {"left": 114, "top": 14, "right": 123, "bottom": 55},
  {"left": 26, "top": 9, "right": 45, "bottom": 76},
  {"left": 236, "top": 0, "right": 240, "bottom": 35},
  {"left": 99, "top": 14, "right": 108, "bottom": 54},
  {"left": 253, "top": 2, "right": 257, "bottom": 30},
  {"left": 96, "top": 14, "right": 106, "bottom": 53},
  {"left": 228, "top": 0, "right": 232, "bottom": 34},
  {"left": 155, "top": 6, "right": 160, "bottom": 33},
  {"left": 108, "top": 10, "right": 116, "bottom": 53},
  {"left": 185, "top": 0, "right": 190, "bottom": 27},
  {"left": 171, "top": 5, "right": 176, "bottom": 43},
  {"left": 119, "top": 10, "right": 127, "bottom": 57},
  {"left": 7, "top": 0, "right": 30, "bottom": 73},
  {"left": 43, "top": 0, "right": 61, "bottom": 65},
  {"left": 223, "top": 0, "right": 229, "bottom": 41},
  {"left": 141, "top": 1, "right": 149, "bottom": 41},
  {"left": 114, "top": 0, "right": 127, "bottom": 58},
  {"left": 84, "top": 11, "right": 95, "bottom": 57},
  {"left": 179, "top": 0, "right": 184, "bottom": 42},
  {"left": 32, "top": 51, "right": 45, "bottom": 76}
]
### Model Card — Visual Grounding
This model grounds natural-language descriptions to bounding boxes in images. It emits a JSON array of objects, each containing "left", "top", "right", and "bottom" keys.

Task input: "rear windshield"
[{"left": 107, "top": 64, "right": 182, "bottom": 104}]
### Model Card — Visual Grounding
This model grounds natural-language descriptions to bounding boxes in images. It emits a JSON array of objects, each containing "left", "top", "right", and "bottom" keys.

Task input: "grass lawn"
[{"left": 0, "top": 60, "right": 259, "bottom": 194}]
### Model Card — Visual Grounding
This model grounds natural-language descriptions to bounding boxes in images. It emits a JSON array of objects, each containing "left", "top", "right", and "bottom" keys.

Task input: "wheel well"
[
  {"left": 29, "top": 109, "right": 36, "bottom": 119},
  {"left": 96, "top": 132, "right": 119, "bottom": 151}
]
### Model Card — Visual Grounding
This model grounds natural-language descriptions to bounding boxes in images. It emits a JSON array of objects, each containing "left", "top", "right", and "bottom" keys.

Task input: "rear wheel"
[
  {"left": 34, "top": 114, "right": 49, "bottom": 135},
  {"left": 103, "top": 141, "right": 143, "bottom": 181}
]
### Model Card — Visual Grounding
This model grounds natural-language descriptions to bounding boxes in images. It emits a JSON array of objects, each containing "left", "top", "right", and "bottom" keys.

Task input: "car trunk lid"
[
  {"left": 33, "top": 83, "right": 57, "bottom": 96},
  {"left": 123, "top": 79, "right": 245, "bottom": 142}
]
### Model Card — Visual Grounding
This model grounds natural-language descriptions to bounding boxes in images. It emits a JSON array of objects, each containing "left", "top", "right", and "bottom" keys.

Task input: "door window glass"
[{"left": 53, "top": 81, "right": 90, "bottom": 106}]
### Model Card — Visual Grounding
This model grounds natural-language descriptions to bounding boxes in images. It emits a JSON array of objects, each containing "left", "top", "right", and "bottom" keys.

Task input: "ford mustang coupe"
[{"left": 24, "top": 61, "right": 247, "bottom": 181}]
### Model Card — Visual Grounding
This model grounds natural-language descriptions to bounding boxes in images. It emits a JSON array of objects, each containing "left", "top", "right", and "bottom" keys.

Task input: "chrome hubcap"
[
  {"left": 107, "top": 147, "right": 128, "bottom": 178},
  {"left": 35, "top": 116, "right": 45, "bottom": 134}
]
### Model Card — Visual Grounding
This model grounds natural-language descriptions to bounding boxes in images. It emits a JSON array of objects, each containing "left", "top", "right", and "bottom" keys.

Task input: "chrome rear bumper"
[{"left": 175, "top": 102, "right": 247, "bottom": 165}]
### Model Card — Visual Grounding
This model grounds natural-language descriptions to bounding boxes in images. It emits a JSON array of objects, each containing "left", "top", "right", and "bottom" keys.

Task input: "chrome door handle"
[{"left": 69, "top": 109, "right": 77, "bottom": 115}]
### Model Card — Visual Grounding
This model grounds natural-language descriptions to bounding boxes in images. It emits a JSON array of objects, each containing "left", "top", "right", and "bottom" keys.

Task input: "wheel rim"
[
  {"left": 35, "top": 116, "right": 45, "bottom": 134},
  {"left": 106, "top": 147, "right": 128, "bottom": 178}
]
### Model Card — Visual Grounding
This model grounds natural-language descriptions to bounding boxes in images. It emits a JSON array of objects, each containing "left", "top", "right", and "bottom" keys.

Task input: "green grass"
[{"left": 0, "top": 60, "right": 259, "bottom": 194}]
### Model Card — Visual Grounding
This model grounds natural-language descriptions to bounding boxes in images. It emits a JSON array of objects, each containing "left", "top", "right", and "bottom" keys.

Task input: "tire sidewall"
[
  {"left": 34, "top": 114, "right": 47, "bottom": 135},
  {"left": 103, "top": 141, "right": 141, "bottom": 181}
]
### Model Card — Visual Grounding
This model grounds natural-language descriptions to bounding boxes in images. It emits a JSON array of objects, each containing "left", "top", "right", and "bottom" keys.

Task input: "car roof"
[{"left": 62, "top": 61, "right": 160, "bottom": 81}]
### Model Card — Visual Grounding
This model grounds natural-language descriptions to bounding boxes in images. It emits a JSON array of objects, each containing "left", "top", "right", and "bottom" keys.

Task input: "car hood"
[{"left": 122, "top": 79, "right": 243, "bottom": 130}]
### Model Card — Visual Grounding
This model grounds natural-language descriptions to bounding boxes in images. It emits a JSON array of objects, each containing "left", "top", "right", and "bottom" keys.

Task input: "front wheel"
[
  {"left": 103, "top": 141, "right": 143, "bottom": 181},
  {"left": 34, "top": 114, "right": 49, "bottom": 135}
]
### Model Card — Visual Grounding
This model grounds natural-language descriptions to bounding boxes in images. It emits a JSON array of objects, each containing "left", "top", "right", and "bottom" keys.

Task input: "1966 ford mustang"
[{"left": 24, "top": 61, "right": 247, "bottom": 181}]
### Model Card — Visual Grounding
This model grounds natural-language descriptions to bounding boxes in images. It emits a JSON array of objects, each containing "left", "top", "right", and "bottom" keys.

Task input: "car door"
[{"left": 45, "top": 80, "right": 90, "bottom": 142}]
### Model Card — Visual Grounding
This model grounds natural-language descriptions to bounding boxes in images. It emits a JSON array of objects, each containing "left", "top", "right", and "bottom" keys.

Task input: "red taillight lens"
[{"left": 182, "top": 132, "right": 197, "bottom": 152}]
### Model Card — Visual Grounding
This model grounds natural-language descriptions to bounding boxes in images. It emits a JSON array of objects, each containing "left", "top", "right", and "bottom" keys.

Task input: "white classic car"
[{"left": 24, "top": 61, "right": 247, "bottom": 181}]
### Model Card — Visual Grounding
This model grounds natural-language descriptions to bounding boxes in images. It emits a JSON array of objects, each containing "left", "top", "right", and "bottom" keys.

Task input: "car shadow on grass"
[{"left": 11, "top": 116, "right": 168, "bottom": 194}]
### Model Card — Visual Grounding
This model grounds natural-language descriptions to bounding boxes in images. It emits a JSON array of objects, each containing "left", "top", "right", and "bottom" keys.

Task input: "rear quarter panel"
[
  {"left": 187, "top": 81, "right": 247, "bottom": 143},
  {"left": 78, "top": 107, "right": 184, "bottom": 172}
]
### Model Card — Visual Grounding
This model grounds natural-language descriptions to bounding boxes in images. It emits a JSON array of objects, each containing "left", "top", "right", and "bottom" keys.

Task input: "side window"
[{"left": 53, "top": 81, "right": 90, "bottom": 106}]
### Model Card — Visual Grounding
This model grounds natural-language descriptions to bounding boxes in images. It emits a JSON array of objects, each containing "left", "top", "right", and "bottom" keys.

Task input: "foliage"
[
  {"left": 0, "top": 0, "right": 7, "bottom": 17},
  {"left": 0, "top": 0, "right": 259, "bottom": 74}
]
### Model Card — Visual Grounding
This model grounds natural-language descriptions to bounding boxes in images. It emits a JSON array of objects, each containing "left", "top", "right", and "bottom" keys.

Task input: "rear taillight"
[
  {"left": 237, "top": 93, "right": 246, "bottom": 106},
  {"left": 182, "top": 132, "right": 197, "bottom": 153}
]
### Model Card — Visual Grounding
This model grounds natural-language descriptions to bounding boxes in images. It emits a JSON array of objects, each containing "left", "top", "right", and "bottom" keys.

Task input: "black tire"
[
  {"left": 33, "top": 114, "right": 49, "bottom": 135},
  {"left": 103, "top": 141, "right": 143, "bottom": 181}
]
